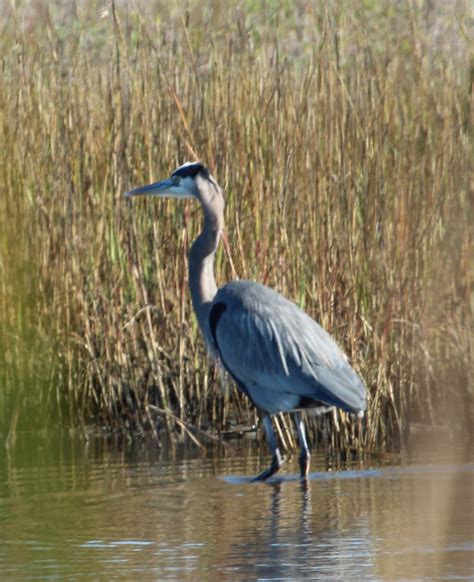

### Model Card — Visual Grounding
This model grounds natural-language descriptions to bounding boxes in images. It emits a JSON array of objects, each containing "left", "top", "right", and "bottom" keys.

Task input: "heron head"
[{"left": 124, "top": 162, "right": 214, "bottom": 200}]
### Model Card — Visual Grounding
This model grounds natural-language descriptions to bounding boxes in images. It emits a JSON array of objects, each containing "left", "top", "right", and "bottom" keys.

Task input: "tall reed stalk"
[{"left": 0, "top": 1, "right": 471, "bottom": 452}]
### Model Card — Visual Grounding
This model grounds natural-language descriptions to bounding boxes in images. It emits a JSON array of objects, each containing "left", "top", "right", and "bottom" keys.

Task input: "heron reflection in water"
[{"left": 125, "top": 162, "right": 367, "bottom": 481}]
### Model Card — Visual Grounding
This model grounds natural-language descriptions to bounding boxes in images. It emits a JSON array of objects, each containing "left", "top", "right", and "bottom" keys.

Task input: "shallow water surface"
[{"left": 1, "top": 432, "right": 472, "bottom": 580}]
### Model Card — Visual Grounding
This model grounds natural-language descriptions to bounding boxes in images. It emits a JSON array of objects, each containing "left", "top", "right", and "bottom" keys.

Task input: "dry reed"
[{"left": 0, "top": 1, "right": 471, "bottom": 453}]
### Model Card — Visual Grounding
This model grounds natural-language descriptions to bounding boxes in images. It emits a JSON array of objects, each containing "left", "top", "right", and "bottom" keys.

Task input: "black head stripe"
[{"left": 172, "top": 162, "right": 209, "bottom": 180}]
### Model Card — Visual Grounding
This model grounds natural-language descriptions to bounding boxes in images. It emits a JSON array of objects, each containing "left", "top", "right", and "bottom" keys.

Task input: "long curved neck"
[{"left": 188, "top": 185, "right": 224, "bottom": 337}]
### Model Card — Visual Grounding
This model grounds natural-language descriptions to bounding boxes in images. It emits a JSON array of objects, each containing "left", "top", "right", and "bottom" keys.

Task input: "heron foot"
[
  {"left": 299, "top": 452, "right": 310, "bottom": 480},
  {"left": 252, "top": 451, "right": 284, "bottom": 482}
]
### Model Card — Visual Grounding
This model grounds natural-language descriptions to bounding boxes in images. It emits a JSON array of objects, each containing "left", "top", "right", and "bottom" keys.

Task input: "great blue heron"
[{"left": 125, "top": 162, "right": 367, "bottom": 481}]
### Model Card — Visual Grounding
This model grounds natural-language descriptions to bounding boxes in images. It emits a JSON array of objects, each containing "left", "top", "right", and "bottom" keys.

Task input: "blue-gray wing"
[{"left": 207, "top": 280, "right": 366, "bottom": 415}]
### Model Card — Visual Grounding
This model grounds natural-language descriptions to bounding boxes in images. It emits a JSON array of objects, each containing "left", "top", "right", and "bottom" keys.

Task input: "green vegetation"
[{"left": 0, "top": 1, "right": 471, "bottom": 452}]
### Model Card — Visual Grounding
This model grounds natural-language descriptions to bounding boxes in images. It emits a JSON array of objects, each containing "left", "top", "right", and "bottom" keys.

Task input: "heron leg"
[
  {"left": 252, "top": 415, "right": 283, "bottom": 482},
  {"left": 294, "top": 412, "right": 310, "bottom": 479}
]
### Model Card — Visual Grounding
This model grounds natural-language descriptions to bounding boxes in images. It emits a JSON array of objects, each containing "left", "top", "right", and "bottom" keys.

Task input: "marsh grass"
[{"left": 0, "top": 1, "right": 471, "bottom": 452}]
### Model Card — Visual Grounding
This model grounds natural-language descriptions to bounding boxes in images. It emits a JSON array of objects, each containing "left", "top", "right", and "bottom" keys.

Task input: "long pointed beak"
[{"left": 124, "top": 178, "right": 176, "bottom": 198}]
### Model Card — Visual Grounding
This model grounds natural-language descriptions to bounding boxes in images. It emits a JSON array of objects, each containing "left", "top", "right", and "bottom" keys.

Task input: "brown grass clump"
[{"left": 0, "top": 1, "right": 471, "bottom": 452}]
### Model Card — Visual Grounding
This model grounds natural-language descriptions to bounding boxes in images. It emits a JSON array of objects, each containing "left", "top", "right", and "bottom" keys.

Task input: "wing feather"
[{"left": 209, "top": 281, "right": 366, "bottom": 415}]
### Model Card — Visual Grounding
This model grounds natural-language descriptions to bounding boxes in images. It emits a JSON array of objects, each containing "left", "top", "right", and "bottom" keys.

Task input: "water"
[{"left": 1, "top": 431, "right": 472, "bottom": 581}]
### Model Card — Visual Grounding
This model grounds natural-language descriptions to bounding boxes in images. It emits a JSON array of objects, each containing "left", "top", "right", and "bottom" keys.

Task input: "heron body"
[{"left": 125, "top": 162, "right": 367, "bottom": 480}]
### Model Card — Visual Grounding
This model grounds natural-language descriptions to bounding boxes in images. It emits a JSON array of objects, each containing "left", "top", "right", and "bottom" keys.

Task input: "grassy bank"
[{"left": 0, "top": 1, "right": 471, "bottom": 452}]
